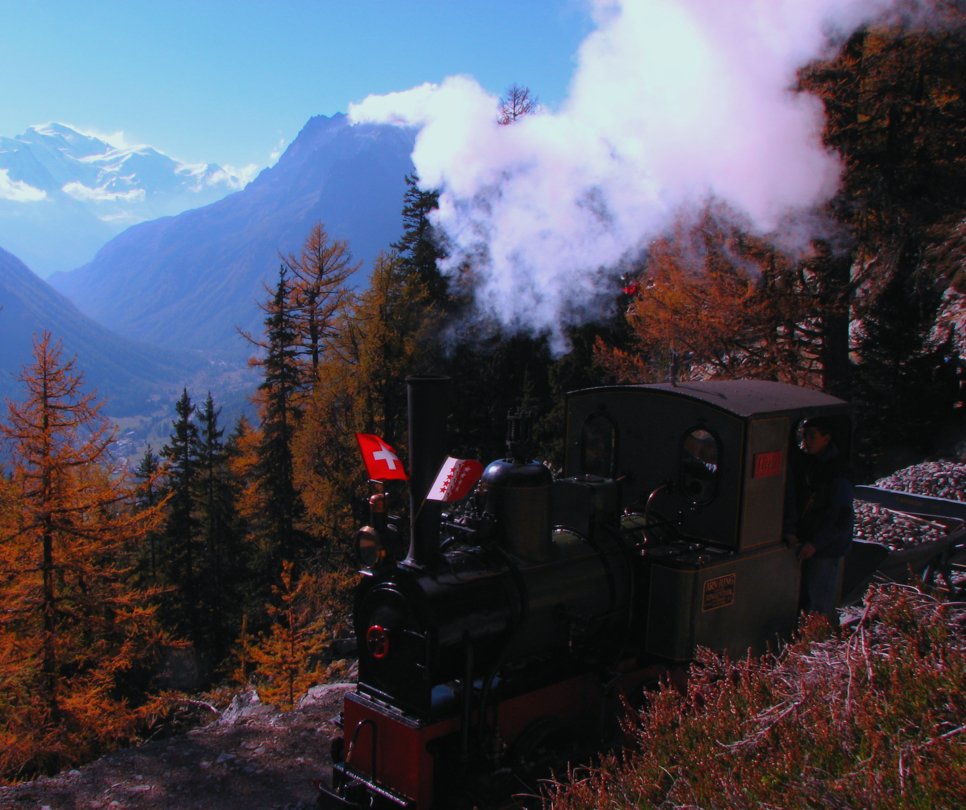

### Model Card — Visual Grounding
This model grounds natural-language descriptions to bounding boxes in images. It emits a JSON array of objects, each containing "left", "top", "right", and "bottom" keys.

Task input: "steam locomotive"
[{"left": 319, "top": 376, "right": 867, "bottom": 809}]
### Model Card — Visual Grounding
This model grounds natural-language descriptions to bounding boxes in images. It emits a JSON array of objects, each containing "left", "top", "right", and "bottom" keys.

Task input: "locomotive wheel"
[{"left": 508, "top": 716, "right": 576, "bottom": 776}]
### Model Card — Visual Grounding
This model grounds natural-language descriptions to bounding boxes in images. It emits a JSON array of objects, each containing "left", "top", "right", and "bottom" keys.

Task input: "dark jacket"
[{"left": 787, "top": 444, "right": 854, "bottom": 558}]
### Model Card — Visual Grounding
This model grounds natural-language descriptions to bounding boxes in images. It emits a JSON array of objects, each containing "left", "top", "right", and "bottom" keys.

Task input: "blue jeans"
[{"left": 801, "top": 556, "right": 844, "bottom": 621}]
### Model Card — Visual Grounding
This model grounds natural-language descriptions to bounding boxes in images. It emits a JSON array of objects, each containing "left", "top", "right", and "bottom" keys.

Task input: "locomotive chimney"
[{"left": 404, "top": 375, "right": 450, "bottom": 568}]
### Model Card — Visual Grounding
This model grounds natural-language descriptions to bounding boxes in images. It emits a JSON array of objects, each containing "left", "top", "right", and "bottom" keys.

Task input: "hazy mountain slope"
[
  {"left": 0, "top": 246, "right": 195, "bottom": 416},
  {"left": 49, "top": 115, "right": 416, "bottom": 357},
  {"left": 0, "top": 123, "right": 247, "bottom": 277}
]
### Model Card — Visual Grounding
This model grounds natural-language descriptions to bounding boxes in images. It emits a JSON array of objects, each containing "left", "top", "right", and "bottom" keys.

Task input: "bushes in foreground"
[{"left": 547, "top": 584, "right": 965, "bottom": 809}]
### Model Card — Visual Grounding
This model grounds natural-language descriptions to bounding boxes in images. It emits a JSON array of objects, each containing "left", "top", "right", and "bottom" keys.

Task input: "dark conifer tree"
[
  {"left": 133, "top": 446, "right": 163, "bottom": 583},
  {"left": 255, "top": 268, "right": 307, "bottom": 574},
  {"left": 160, "top": 388, "right": 202, "bottom": 639},
  {"left": 800, "top": 19, "right": 966, "bottom": 402},
  {"left": 853, "top": 254, "right": 956, "bottom": 473},
  {"left": 393, "top": 173, "right": 449, "bottom": 306},
  {"left": 195, "top": 392, "right": 245, "bottom": 661}
]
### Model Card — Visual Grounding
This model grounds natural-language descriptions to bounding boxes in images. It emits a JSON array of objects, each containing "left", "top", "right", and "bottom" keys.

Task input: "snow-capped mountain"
[
  {"left": 49, "top": 113, "right": 415, "bottom": 358},
  {"left": 0, "top": 123, "right": 250, "bottom": 277}
]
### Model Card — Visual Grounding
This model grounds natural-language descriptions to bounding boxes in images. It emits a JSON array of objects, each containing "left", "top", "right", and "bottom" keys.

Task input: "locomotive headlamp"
[
  {"left": 366, "top": 624, "right": 390, "bottom": 660},
  {"left": 355, "top": 526, "right": 386, "bottom": 569}
]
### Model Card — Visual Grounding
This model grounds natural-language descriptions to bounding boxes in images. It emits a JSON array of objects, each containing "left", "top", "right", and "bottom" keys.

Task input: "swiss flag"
[
  {"left": 427, "top": 457, "right": 484, "bottom": 502},
  {"left": 355, "top": 433, "right": 408, "bottom": 481}
]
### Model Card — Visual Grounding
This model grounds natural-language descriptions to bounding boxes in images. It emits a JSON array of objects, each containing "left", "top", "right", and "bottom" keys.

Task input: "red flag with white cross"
[{"left": 355, "top": 433, "right": 408, "bottom": 481}]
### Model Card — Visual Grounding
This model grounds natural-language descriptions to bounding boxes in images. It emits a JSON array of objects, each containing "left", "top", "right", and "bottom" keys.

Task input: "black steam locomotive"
[{"left": 319, "top": 376, "right": 862, "bottom": 809}]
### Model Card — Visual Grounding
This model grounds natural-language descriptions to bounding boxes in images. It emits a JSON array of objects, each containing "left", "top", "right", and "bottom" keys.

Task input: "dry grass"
[{"left": 545, "top": 584, "right": 965, "bottom": 809}]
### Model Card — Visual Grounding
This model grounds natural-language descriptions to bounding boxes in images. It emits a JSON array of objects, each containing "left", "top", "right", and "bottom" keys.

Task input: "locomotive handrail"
[{"left": 853, "top": 486, "right": 966, "bottom": 524}]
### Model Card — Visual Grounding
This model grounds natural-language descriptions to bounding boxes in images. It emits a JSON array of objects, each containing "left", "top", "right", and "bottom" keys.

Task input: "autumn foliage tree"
[
  {"left": 294, "top": 251, "right": 435, "bottom": 548},
  {"left": 595, "top": 206, "right": 811, "bottom": 386},
  {"left": 282, "top": 222, "right": 360, "bottom": 380},
  {"left": 239, "top": 560, "right": 334, "bottom": 710},
  {"left": 0, "top": 333, "right": 170, "bottom": 780}
]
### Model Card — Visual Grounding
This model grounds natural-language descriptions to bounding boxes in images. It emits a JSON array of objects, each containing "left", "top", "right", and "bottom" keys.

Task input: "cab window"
[
  {"left": 680, "top": 427, "right": 720, "bottom": 504},
  {"left": 580, "top": 413, "right": 616, "bottom": 477}
]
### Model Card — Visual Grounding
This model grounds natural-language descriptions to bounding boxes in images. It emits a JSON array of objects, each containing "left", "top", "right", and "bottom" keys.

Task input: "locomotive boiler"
[{"left": 320, "top": 376, "right": 856, "bottom": 809}]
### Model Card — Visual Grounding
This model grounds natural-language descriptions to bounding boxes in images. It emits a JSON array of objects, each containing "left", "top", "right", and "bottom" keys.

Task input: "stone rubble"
[{"left": 854, "top": 460, "right": 966, "bottom": 550}]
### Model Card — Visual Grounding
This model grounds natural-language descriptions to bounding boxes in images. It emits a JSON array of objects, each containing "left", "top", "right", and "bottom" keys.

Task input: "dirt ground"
[{"left": 0, "top": 684, "right": 351, "bottom": 810}]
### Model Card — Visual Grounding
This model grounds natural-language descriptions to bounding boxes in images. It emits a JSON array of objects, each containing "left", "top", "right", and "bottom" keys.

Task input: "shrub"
[{"left": 546, "top": 584, "right": 965, "bottom": 809}]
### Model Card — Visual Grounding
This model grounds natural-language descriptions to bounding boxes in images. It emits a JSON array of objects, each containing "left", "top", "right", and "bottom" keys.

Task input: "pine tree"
[
  {"left": 0, "top": 333, "right": 169, "bottom": 779},
  {"left": 195, "top": 392, "right": 245, "bottom": 661},
  {"left": 393, "top": 173, "right": 449, "bottom": 305},
  {"left": 252, "top": 268, "right": 307, "bottom": 574},
  {"left": 853, "top": 258, "right": 953, "bottom": 471},
  {"left": 799, "top": 18, "right": 966, "bottom": 400},
  {"left": 159, "top": 388, "right": 202, "bottom": 640},
  {"left": 132, "top": 446, "right": 165, "bottom": 583}
]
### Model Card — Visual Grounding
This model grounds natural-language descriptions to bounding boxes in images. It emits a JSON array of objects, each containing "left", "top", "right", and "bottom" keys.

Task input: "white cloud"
[
  {"left": 350, "top": 0, "right": 918, "bottom": 346},
  {"left": 62, "top": 181, "right": 145, "bottom": 203},
  {"left": 174, "top": 162, "right": 257, "bottom": 192},
  {"left": 211, "top": 164, "right": 259, "bottom": 189},
  {"left": 97, "top": 211, "right": 143, "bottom": 225},
  {"left": 268, "top": 136, "right": 288, "bottom": 166},
  {"left": 0, "top": 169, "right": 46, "bottom": 202}
]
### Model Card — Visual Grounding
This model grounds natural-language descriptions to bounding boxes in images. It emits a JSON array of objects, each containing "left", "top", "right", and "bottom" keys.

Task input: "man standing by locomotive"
[{"left": 785, "top": 417, "right": 855, "bottom": 623}]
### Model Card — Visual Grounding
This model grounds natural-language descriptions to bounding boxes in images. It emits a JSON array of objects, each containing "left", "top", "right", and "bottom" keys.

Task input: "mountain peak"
[
  {"left": 0, "top": 122, "right": 253, "bottom": 276},
  {"left": 48, "top": 114, "right": 416, "bottom": 356}
]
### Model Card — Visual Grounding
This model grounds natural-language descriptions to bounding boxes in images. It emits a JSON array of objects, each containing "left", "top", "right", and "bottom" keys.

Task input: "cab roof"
[{"left": 569, "top": 380, "right": 848, "bottom": 419}]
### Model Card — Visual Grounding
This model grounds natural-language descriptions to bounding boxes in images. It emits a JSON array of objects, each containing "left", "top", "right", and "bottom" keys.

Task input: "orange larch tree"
[
  {"left": 293, "top": 251, "right": 434, "bottom": 551},
  {"left": 242, "top": 560, "right": 332, "bottom": 710},
  {"left": 596, "top": 206, "right": 815, "bottom": 385},
  {"left": 0, "top": 332, "right": 170, "bottom": 780},
  {"left": 282, "top": 221, "right": 360, "bottom": 381}
]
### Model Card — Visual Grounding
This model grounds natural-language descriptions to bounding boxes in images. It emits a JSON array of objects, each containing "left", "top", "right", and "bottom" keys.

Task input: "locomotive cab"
[{"left": 564, "top": 380, "right": 851, "bottom": 660}]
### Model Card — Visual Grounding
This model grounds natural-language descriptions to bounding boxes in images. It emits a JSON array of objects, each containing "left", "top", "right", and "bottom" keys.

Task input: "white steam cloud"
[{"left": 350, "top": 0, "right": 917, "bottom": 343}]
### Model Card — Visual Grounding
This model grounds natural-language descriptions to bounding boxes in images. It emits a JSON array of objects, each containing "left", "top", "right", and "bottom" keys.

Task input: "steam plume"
[{"left": 349, "top": 0, "right": 921, "bottom": 343}]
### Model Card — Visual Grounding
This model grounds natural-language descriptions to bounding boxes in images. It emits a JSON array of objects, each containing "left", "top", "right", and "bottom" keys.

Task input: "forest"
[{"left": 0, "top": 15, "right": 964, "bottom": 782}]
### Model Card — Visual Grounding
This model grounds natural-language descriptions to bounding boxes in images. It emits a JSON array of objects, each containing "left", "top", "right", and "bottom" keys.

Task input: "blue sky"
[{"left": 2, "top": 0, "right": 593, "bottom": 173}]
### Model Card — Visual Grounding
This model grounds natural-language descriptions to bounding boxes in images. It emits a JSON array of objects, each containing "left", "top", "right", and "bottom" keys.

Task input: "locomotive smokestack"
[
  {"left": 505, "top": 408, "right": 534, "bottom": 463},
  {"left": 405, "top": 375, "right": 451, "bottom": 568}
]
